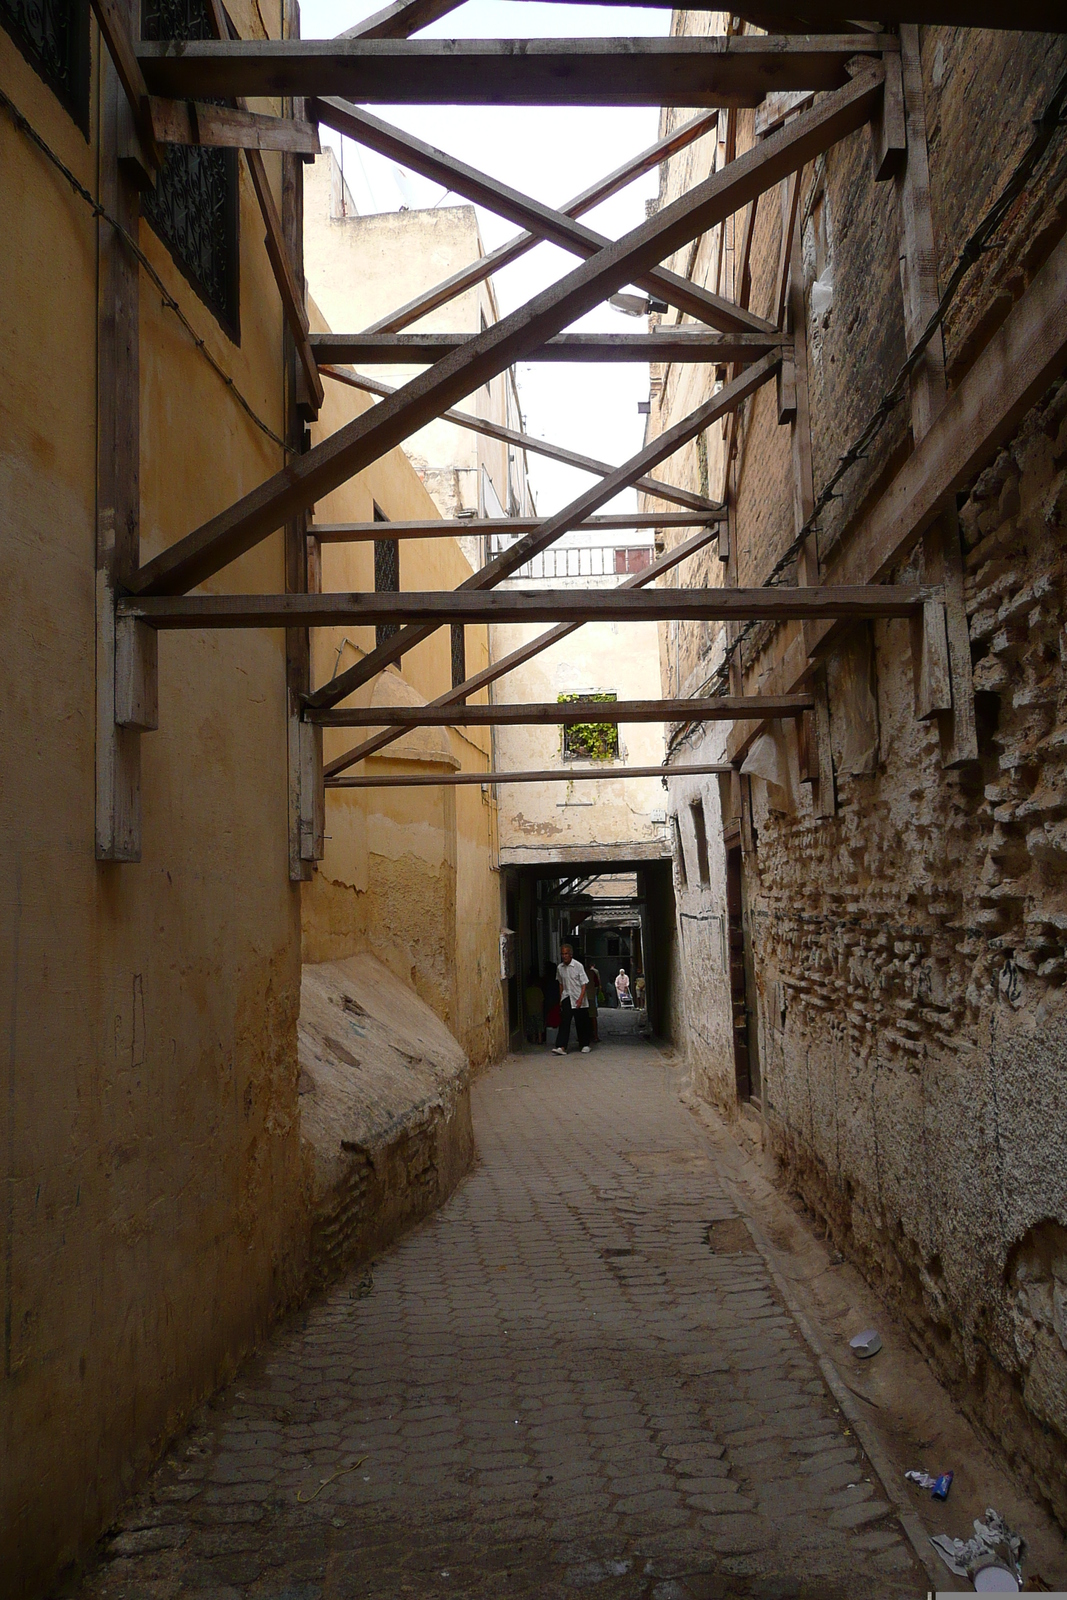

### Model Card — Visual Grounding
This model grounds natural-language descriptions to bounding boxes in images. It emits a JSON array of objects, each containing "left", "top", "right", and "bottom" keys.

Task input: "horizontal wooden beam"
[
  {"left": 323, "top": 522, "right": 730, "bottom": 778},
  {"left": 308, "top": 695, "right": 814, "bottom": 727},
  {"left": 532, "top": 0, "right": 1064, "bottom": 28},
  {"left": 315, "top": 99, "right": 775, "bottom": 336},
  {"left": 313, "top": 331, "right": 788, "bottom": 365},
  {"left": 148, "top": 97, "right": 321, "bottom": 153},
  {"left": 365, "top": 110, "right": 720, "bottom": 337},
  {"left": 310, "top": 513, "right": 715, "bottom": 542},
  {"left": 119, "top": 584, "right": 926, "bottom": 630},
  {"left": 322, "top": 367, "right": 723, "bottom": 515},
  {"left": 129, "top": 68, "right": 883, "bottom": 597},
  {"left": 137, "top": 35, "right": 892, "bottom": 106},
  {"left": 327, "top": 763, "right": 734, "bottom": 789}
]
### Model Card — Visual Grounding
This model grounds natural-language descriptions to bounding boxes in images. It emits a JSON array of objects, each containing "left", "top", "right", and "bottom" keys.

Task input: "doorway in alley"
[{"left": 725, "top": 840, "right": 761, "bottom": 1105}]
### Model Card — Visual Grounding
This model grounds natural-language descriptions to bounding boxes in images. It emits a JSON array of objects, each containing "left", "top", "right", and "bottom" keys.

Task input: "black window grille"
[
  {"left": 1, "top": 0, "right": 90, "bottom": 132},
  {"left": 373, "top": 505, "right": 400, "bottom": 652},
  {"left": 141, "top": 0, "right": 240, "bottom": 340},
  {"left": 450, "top": 624, "right": 466, "bottom": 691}
]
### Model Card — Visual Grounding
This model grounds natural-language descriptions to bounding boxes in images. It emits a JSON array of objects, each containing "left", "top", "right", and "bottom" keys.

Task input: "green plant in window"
[{"left": 559, "top": 693, "right": 619, "bottom": 761}]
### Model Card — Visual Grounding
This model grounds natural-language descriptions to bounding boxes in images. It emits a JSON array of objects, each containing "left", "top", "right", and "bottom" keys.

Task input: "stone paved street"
[{"left": 73, "top": 1035, "right": 926, "bottom": 1599}]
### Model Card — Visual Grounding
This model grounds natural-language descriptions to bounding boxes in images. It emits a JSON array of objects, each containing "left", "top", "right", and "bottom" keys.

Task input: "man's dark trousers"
[{"left": 556, "top": 999, "right": 592, "bottom": 1051}]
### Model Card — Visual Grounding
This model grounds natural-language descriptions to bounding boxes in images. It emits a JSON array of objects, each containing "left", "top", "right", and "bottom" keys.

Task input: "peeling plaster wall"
[
  {"left": 0, "top": 8, "right": 308, "bottom": 1595},
  {"left": 650, "top": 16, "right": 1067, "bottom": 1525}
]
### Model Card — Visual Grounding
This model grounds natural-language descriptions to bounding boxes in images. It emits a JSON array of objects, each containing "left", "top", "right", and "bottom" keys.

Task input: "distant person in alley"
[
  {"left": 616, "top": 967, "right": 633, "bottom": 1007},
  {"left": 552, "top": 944, "right": 592, "bottom": 1055}
]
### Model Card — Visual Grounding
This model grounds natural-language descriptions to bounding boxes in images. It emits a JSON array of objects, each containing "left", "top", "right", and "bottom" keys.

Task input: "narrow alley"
[
  {"left": 6, "top": 0, "right": 1067, "bottom": 1595},
  {"left": 70, "top": 1027, "right": 931, "bottom": 1599}
]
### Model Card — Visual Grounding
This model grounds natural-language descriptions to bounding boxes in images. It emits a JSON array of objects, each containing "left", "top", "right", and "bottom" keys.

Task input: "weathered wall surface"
[
  {"left": 299, "top": 954, "right": 474, "bottom": 1283},
  {"left": 651, "top": 16, "right": 1067, "bottom": 1526},
  {"left": 303, "top": 157, "right": 533, "bottom": 544},
  {"left": 491, "top": 620, "right": 671, "bottom": 868},
  {"left": 300, "top": 321, "right": 507, "bottom": 1069},
  {"left": 0, "top": 7, "right": 309, "bottom": 1595}
]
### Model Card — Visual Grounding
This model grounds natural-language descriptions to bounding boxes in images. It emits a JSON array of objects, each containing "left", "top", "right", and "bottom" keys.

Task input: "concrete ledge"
[{"left": 298, "top": 953, "right": 473, "bottom": 1284}]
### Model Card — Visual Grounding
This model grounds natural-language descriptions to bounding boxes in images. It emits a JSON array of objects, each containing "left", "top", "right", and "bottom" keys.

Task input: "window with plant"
[{"left": 559, "top": 692, "right": 619, "bottom": 762}]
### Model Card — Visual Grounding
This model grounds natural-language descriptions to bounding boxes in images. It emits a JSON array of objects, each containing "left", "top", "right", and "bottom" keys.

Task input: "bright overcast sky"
[{"left": 299, "top": 0, "right": 672, "bottom": 516}]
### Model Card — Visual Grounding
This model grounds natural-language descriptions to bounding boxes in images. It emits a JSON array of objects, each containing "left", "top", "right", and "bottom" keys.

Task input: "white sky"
[{"left": 299, "top": 0, "right": 672, "bottom": 516}]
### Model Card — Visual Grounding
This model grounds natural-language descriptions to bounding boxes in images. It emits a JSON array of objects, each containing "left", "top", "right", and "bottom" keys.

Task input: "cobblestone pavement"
[{"left": 74, "top": 1037, "right": 926, "bottom": 1600}]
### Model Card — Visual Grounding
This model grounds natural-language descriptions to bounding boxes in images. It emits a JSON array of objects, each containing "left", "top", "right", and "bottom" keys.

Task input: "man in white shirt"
[{"left": 552, "top": 944, "right": 592, "bottom": 1055}]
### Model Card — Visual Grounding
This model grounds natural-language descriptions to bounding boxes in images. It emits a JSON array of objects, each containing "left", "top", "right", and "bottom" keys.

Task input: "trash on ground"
[
  {"left": 929, "top": 1508, "right": 1026, "bottom": 1589},
  {"left": 906, "top": 1468, "right": 953, "bottom": 1500},
  {"left": 849, "top": 1328, "right": 883, "bottom": 1358}
]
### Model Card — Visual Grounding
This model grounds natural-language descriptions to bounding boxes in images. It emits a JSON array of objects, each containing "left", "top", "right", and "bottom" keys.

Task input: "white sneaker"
[
  {"left": 581, "top": 1045, "right": 591, "bottom": 1054},
  {"left": 552, "top": 1046, "right": 566, "bottom": 1055}
]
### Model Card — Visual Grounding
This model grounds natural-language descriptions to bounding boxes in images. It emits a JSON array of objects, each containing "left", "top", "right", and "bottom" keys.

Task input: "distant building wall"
[{"left": 303, "top": 153, "right": 534, "bottom": 564}]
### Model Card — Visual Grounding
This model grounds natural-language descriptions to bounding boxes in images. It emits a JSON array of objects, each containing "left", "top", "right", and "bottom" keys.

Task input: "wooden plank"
[
  {"left": 138, "top": 35, "right": 894, "bottom": 106},
  {"left": 314, "top": 331, "right": 787, "bottom": 364},
  {"left": 511, "top": 0, "right": 1064, "bottom": 24},
  {"left": 96, "top": 1, "right": 145, "bottom": 862},
  {"left": 308, "top": 695, "right": 815, "bottom": 727},
  {"left": 115, "top": 618, "right": 159, "bottom": 730},
  {"left": 869, "top": 48, "right": 905, "bottom": 182},
  {"left": 130, "top": 70, "right": 884, "bottom": 599},
  {"left": 365, "top": 111, "right": 721, "bottom": 336},
  {"left": 281, "top": 0, "right": 316, "bottom": 881},
  {"left": 316, "top": 99, "right": 776, "bottom": 337},
  {"left": 328, "top": 763, "right": 735, "bottom": 789},
  {"left": 310, "top": 513, "right": 716, "bottom": 541},
  {"left": 120, "top": 584, "right": 926, "bottom": 630},
  {"left": 320, "top": 366, "right": 724, "bottom": 515},
  {"left": 89, "top": 0, "right": 160, "bottom": 168},
  {"left": 149, "top": 97, "right": 320, "bottom": 153},
  {"left": 339, "top": 0, "right": 465, "bottom": 39},
  {"left": 324, "top": 522, "right": 728, "bottom": 777},
  {"left": 244, "top": 148, "right": 324, "bottom": 413}
]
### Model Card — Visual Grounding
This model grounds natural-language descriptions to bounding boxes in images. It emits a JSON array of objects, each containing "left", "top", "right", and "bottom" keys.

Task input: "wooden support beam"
[
  {"left": 129, "top": 68, "right": 884, "bottom": 599},
  {"left": 119, "top": 585, "right": 926, "bottom": 630},
  {"left": 137, "top": 35, "right": 894, "bottom": 106},
  {"left": 310, "top": 513, "right": 717, "bottom": 541},
  {"left": 89, "top": 0, "right": 161, "bottom": 170},
  {"left": 309, "top": 695, "right": 815, "bottom": 727},
  {"left": 365, "top": 111, "right": 720, "bottom": 336},
  {"left": 313, "top": 331, "right": 788, "bottom": 365},
  {"left": 508, "top": 0, "right": 1065, "bottom": 25},
  {"left": 324, "top": 522, "right": 731, "bottom": 777},
  {"left": 339, "top": 0, "right": 465, "bottom": 39},
  {"left": 328, "top": 763, "right": 735, "bottom": 789},
  {"left": 148, "top": 97, "right": 321, "bottom": 153},
  {"left": 315, "top": 99, "right": 776, "bottom": 336},
  {"left": 96, "top": 0, "right": 147, "bottom": 861},
  {"left": 313, "top": 356, "right": 782, "bottom": 709},
  {"left": 321, "top": 366, "right": 724, "bottom": 516},
  {"left": 244, "top": 147, "right": 323, "bottom": 413},
  {"left": 869, "top": 48, "right": 906, "bottom": 182}
]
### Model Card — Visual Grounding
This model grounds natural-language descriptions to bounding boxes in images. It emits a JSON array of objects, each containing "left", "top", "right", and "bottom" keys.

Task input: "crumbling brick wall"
[{"left": 651, "top": 17, "right": 1067, "bottom": 1527}]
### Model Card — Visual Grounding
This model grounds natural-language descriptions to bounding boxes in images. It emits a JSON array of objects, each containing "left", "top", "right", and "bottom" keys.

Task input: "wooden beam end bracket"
[{"left": 869, "top": 48, "right": 906, "bottom": 183}]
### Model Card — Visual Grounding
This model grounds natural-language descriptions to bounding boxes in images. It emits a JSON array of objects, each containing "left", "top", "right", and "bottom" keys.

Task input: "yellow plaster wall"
[
  {"left": 0, "top": 9, "right": 309, "bottom": 1594},
  {"left": 300, "top": 329, "right": 507, "bottom": 1068}
]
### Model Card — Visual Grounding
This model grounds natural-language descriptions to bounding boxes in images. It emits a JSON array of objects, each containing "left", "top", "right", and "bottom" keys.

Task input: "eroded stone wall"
[{"left": 651, "top": 17, "right": 1067, "bottom": 1526}]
